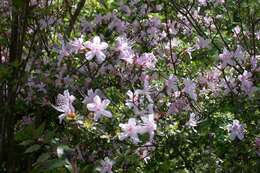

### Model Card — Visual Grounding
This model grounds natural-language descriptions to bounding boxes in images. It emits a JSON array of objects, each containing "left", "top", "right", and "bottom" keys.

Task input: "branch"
[{"left": 66, "top": 0, "right": 86, "bottom": 38}]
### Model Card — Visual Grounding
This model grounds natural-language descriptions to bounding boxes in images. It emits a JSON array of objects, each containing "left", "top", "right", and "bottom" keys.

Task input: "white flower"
[
  {"left": 140, "top": 114, "right": 157, "bottom": 141},
  {"left": 87, "top": 95, "right": 112, "bottom": 121},
  {"left": 227, "top": 119, "right": 245, "bottom": 140},
  {"left": 119, "top": 118, "right": 141, "bottom": 144},
  {"left": 84, "top": 36, "right": 108, "bottom": 63},
  {"left": 96, "top": 157, "right": 114, "bottom": 173},
  {"left": 52, "top": 90, "right": 76, "bottom": 123}
]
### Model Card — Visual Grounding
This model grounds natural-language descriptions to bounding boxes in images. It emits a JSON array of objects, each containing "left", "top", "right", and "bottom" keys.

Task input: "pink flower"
[
  {"left": 87, "top": 95, "right": 112, "bottom": 121},
  {"left": 52, "top": 90, "right": 76, "bottom": 123},
  {"left": 195, "top": 36, "right": 210, "bottom": 49},
  {"left": 115, "top": 36, "right": 134, "bottom": 64},
  {"left": 232, "top": 26, "right": 241, "bottom": 35},
  {"left": 227, "top": 119, "right": 245, "bottom": 140},
  {"left": 186, "top": 113, "right": 199, "bottom": 128},
  {"left": 96, "top": 157, "right": 114, "bottom": 173},
  {"left": 256, "top": 31, "right": 260, "bottom": 40},
  {"left": 69, "top": 36, "right": 85, "bottom": 53},
  {"left": 140, "top": 114, "right": 157, "bottom": 141},
  {"left": 82, "top": 89, "right": 103, "bottom": 104},
  {"left": 238, "top": 71, "right": 254, "bottom": 95},
  {"left": 183, "top": 78, "right": 197, "bottom": 101},
  {"left": 125, "top": 90, "right": 139, "bottom": 108},
  {"left": 85, "top": 36, "right": 108, "bottom": 63},
  {"left": 198, "top": 0, "right": 207, "bottom": 6},
  {"left": 135, "top": 53, "right": 157, "bottom": 69},
  {"left": 166, "top": 75, "right": 178, "bottom": 95},
  {"left": 219, "top": 48, "right": 234, "bottom": 67},
  {"left": 119, "top": 118, "right": 141, "bottom": 144}
]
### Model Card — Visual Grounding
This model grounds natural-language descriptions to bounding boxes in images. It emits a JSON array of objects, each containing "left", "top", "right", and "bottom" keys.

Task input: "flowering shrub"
[{"left": 0, "top": 0, "right": 260, "bottom": 172}]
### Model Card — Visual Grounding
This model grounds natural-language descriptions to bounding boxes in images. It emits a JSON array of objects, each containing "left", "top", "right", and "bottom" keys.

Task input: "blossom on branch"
[
  {"left": 227, "top": 119, "right": 245, "bottom": 141},
  {"left": 86, "top": 95, "right": 112, "bottom": 121},
  {"left": 52, "top": 90, "right": 76, "bottom": 123},
  {"left": 119, "top": 118, "right": 142, "bottom": 144},
  {"left": 85, "top": 36, "right": 108, "bottom": 63},
  {"left": 96, "top": 157, "right": 114, "bottom": 173}
]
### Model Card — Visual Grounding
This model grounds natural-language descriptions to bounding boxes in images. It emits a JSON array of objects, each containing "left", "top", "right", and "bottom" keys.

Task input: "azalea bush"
[{"left": 0, "top": 0, "right": 260, "bottom": 172}]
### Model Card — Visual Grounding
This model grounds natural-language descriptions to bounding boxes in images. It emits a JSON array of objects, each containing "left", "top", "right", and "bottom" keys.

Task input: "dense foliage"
[{"left": 0, "top": 0, "right": 260, "bottom": 172}]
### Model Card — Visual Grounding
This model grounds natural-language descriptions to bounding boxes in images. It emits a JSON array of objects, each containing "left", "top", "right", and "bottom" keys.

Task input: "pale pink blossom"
[
  {"left": 52, "top": 90, "right": 76, "bottom": 123},
  {"left": 195, "top": 36, "right": 210, "bottom": 49},
  {"left": 227, "top": 119, "right": 245, "bottom": 140},
  {"left": 136, "top": 79, "right": 154, "bottom": 103},
  {"left": 96, "top": 157, "right": 114, "bottom": 173},
  {"left": 238, "top": 71, "right": 254, "bottom": 95},
  {"left": 232, "top": 26, "right": 241, "bottom": 35},
  {"left": 85, "top": 36, "right": 108, "bottom": 63},
  {"left": 166, "top": 75, "right": 178, "bottom": 95},
  {"left": 125, "top": 90, "right": 139, "bottom": 108},
  {"left": 186, "top": 113, "right": 199, "bottom": 128},
  {"left": 183, "top": 78, "right": 197, "bottom": 101},
  {"left": 219, "top": 48, "right": 234, "bottom": 67},
  {"left": 140, "top": 114, "right": 157, "bottom": 141},
  {"left": 82, "top": 89, "right": 103, "bottom": 104},
  {"left": 69, "top": 36, "right": 85, "bottom": 53},
  {"left": 119, "top": 118, "right": 141, "bottom": 144},
  {"left": 115, "top": 36, "right": 134, "bottom": 64},
  {"left": 87, "top": 95, "right": 112, "bottom": 121},
  {"left": 135, "top": 53, "right": 157, "bottom": 69}
]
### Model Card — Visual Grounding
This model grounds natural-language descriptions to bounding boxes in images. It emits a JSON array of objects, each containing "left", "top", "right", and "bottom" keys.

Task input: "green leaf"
[
  {"left": 25, "top": 144, "right": 41, "bottom": 153},
  {"left": 19, "top": 140, "right": 34, "bottom": 146},
  {"left": 43, "top": 159, "right": 67, "bottom": 171},
  {"left": 36, "top": 153, "right": 50, "bottom": 163},
  {"left": 33, "top": 122, "right": 45, "bottom": 139}
]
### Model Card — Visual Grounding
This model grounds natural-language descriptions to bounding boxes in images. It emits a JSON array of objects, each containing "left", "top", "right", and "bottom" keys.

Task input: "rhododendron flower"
[
  {"left": 219, "top": 48, "right": 234, "bottom": 67},
  {"left": 166, "top": 75, "right": 178, "bottom": 95},
  {"left": 52, "top": 90, "right": 76, "bottom": 123},
  {"left": 238, "top": 71, "right": 254, "bottom": 95},
  {"left": 82, "top": 89, "right": 103, "bottom": 104},
  {"left": 135, "top": 52, "right": 157, "bottom": 69},
  {"left": 115, "top": 36, "right": 134, "bottom": 64},
  {"left": 186, "top": 113, "right": 199, "bottom": 128},
  {"left": 136, "top": 79, "right": 154, "bottom": 103},
  {"left": 69, "top": 36, "right": 85, "bottom": 53},
  {"left": 227, "top": 119, "right": 245, "bottom": 140},
  {"left": 195, "top": 36, "right": 210, "bottom": 49},
  {"left": 140, "top": 114, "right": 157, "bottom": 141},
  {"left": 125, "top": 90, "right": 139, "bottom": 108},
  {"left": 256, "top": 137, "right": 260, "bottom": 156},
  {"left": 136, "top": 142, "right": 155, "bottom": 163},
  {"left": 87, "top": 95, "right": 112, "bottom": 121},
  {"left": 234, "top": 45, "right": 245, "bottom": 63},
  {"left": 256, "top": 31, "right": 260, "bottom": 40},
  {"left": 168, "top": 98, "right": 190, "bottom": 114},
  {"left": 183, "top": 78, "right": 197, "bottom": 101},
  {"left": 232, "top": 26, "right": 241, "bottom": 35},
  {"left": 96, "top": 157, "right": 114, "bottom": 173},
  {"left": 198, "top": 0, "right": 207, "bottom": 6},
  {"left": 84, "top": 36, "right": 108, "bottom": 63},
  {"left": 119, "top": 118, "right": 141, "bottom": 144}
]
